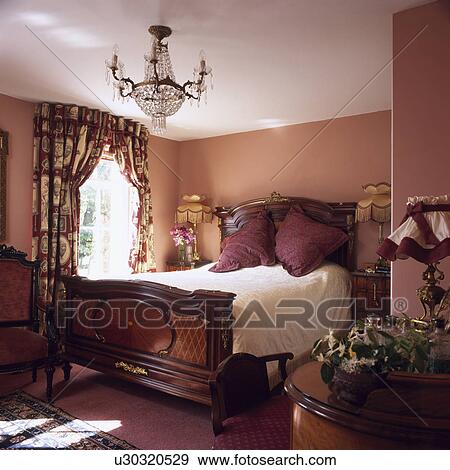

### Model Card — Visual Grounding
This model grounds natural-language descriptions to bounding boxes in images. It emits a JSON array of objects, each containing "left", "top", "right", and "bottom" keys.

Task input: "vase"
[
  {"left": 331, "top": 368, "right": 386, "bottom": 406},
  {"left": 185, "top": 244, "right": 193, "bottom": 263},
  {"left": 178, "top": 244, "right": 186, "bottom": 263}
]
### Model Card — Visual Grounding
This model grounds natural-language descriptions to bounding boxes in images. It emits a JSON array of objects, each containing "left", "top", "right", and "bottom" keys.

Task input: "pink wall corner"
[
  {"left": 0, "top": 93, "right": 34, "bottom": 256},
  {"left": 148, "top": 135, "right": 180, "bottom": 271},
  {"left": 392, "top": 0, "right": 450, "bottom": 316},
  {"left": 178, "top": 111, "right": 391, "bottom": 266}
]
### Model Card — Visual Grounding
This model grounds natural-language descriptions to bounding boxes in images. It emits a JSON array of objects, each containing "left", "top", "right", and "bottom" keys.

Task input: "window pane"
[
  {"left": 101, "top": 189, "right": 111, "bottom": 225},
  {"left": 80, "top": 185, "right": 96, "bottom": 227},
  {"left": 78, "top": 158, "right": 136, "bottom": 278},
  {"left": 96, "top": 160, "right": 112, "bottom": 181},
  {"left": 79, "top": 228, "right": 94, "bottom": 271},
  {"left": 102, "top": 230, "right": 111, "bottom": 273}
]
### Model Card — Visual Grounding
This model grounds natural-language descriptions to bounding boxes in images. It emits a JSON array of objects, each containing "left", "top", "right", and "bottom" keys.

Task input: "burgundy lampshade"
[{"left": 377, "top": 195, "right": 450, "bottom": 264}]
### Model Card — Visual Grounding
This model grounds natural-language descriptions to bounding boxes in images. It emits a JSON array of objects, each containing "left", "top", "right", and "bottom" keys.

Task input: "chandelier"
[{"left": 105, "top": 25, "right": 213, "bottom": 134}]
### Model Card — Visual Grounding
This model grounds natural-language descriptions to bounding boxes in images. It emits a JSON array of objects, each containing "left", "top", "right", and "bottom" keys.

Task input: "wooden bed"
[{"left": 61, "top": 193, "right": 356, "bottom": 405}]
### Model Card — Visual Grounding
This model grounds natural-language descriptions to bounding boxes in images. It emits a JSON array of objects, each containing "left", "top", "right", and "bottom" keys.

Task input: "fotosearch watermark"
[
  {"left": 53, "top": 296, "right": 405, "bottom": 332},
  {"left": 392, "top": 297, "right": 408, "bottom": 315}
]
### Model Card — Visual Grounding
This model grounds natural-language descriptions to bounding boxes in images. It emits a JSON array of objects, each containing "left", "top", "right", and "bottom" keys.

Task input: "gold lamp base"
[
  {"left": 192, "top": 222, "right": 200, "bottom": 261},
  {"left": 416, "top": 263, "right": 446, "bottom": 322}
]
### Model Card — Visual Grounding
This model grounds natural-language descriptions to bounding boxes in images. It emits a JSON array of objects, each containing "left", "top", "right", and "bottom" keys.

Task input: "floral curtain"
[
  {"left": 111, "top": 118, "right": 155, "bottom": 273},
  {"left": 33, "top": 104, "right": 108, "bottom": 303},
  {"left": 32, "top": 103, "right": 155, "bottom": 305}
]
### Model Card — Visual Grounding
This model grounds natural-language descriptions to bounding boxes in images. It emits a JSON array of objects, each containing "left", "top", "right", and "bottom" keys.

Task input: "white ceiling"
[{"left": 0, "top": 0, "right": 428, "bottom": 141}]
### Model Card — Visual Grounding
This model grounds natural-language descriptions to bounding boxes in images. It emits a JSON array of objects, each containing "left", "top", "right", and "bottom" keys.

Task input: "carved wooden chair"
[
  {"left": 209, "top": 352, "right": 294, "bottom": 450},
  {"left": 0, "top": 245, "right": 57, "bottom": 401}
]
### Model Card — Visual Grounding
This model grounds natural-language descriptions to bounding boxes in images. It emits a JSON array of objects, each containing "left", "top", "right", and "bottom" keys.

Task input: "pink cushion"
[
  {"left": 210, "top": 212, "right": 276, "bottom": 273},
  {"left": 0, "top": 260, "right": 32, "bottom": 322},
  {"left": 0, "top": 328, "right": 48, "bottom": 365},
  {"left": 213, "top": 395, "right": 291, "bottom": 450},
  {"left": 275, "top": 206, "right": 349, "bottom": 277}
]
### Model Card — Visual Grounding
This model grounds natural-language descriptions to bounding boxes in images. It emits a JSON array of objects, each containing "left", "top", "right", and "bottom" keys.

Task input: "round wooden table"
[{"left": 285, "top": 362, "right": 450, "bottom": 449}]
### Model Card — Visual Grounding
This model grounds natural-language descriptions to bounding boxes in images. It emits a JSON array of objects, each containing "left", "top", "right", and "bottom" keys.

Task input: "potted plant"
[
  {"left": 311, "top": 325, "right": 429, "bottom": 406},
  {"left": 169, "top": 226, "right": 196, "bottom": 263}
]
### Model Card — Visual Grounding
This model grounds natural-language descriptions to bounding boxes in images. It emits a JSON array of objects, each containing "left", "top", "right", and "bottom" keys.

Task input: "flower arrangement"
[
  {"left": 311, "top": 324, "right": 429, "bottom": 385},
  {"left": 169, "top": 226, "right": 196, "bottom": 246}
]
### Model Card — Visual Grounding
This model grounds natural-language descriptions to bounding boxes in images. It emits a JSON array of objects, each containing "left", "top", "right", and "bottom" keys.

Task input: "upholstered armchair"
[
  {"left": 0, "top": 245, "right": 57, "bottom": 401},
  {"left": 209, "top": 352, "right": 294, "bottom": 450}
]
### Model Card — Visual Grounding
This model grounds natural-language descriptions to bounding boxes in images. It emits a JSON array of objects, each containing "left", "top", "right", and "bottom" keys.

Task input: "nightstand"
[
  {"left": 352, "top": 271, "right": 391, "bottom": 319},
  {"left": 166, "top": 260, "right": 212, "bottom": 272}
]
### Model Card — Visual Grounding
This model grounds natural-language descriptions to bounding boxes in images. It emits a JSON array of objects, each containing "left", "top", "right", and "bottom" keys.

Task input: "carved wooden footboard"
[{"left": 60, "top": 277, "right": 235, "bottom": 404}]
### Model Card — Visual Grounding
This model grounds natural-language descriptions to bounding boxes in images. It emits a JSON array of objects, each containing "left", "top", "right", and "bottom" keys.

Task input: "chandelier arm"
[
  {"left": 110, "top": 67, "right": 136, "bottom": 97},
  {"left": 180, "top": 78, "right": 205, "bottom": 100},
  {"left": 118, "top": 87, "right": 135, "bottom": 98},
  {"left": 179, "top": 83, "right": 198, "bottom": 100},
  {"left": 122, "top": 77, "right": 196, "bottom": 99},
  {"left": 150, "top": 76, "right": 199, "bottom": 100}
]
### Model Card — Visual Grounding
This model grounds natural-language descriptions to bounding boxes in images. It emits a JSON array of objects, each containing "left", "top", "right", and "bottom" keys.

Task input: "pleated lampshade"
[
  {"left": 356, "top": 182, "right": 391, "bottom": 223},
  {"left": 175, "top": 194, "right": 213, "bottom": 224}
]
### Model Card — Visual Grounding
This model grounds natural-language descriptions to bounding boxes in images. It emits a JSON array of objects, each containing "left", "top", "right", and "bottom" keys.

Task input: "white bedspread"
[{"left": 124, "top": 262, "right": 351, "bottom": 374}]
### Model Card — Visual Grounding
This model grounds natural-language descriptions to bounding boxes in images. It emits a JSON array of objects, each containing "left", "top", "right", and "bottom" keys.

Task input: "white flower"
[
  {"left": 316, "top": 353, "right": 325, "bottom": 363},
  {"left": 327, "top": 330, "right": 338, "bottom": 349},
  {"left": 340, "top": 357, "right": 376, "bottom": 374}
]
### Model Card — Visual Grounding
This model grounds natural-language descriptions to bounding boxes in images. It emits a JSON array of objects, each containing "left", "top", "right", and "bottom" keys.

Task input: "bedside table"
[
  {"left": 166, "top": 260, "right": 212, "bottom": 272},
  {"left": 352, "top": 271, "right": 390, "bottom": 319}
]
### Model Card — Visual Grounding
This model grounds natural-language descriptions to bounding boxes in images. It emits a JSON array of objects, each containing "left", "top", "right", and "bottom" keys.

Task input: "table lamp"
[
  {"left": 377, "top": 194, "right": 450, "bottom": 321},
  {"left": 356, "top": 182, "right": 391, "bottom": 271},
  {"left": 175, "top": 194, "right": 212, "bottom": 261}
]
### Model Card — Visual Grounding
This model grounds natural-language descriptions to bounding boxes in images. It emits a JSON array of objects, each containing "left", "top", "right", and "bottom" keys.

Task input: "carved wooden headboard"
[{"left": 215, "top": 192, "right": 356, "bottom": 271}]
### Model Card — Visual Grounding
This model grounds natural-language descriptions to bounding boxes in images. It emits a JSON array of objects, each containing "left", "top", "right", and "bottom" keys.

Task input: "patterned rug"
[{"left": 0, "top": 391, "right": 136, "bottom": 449}]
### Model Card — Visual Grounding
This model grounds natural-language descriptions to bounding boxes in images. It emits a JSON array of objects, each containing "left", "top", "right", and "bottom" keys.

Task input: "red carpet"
[{"left": 0, "top": 365, "right": 213, "bottom": 449}]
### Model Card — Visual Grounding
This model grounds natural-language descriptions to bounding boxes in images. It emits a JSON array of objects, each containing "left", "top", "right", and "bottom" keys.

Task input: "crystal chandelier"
[{"left": 105, "top": 25, "right": 213, "bottom": 134}]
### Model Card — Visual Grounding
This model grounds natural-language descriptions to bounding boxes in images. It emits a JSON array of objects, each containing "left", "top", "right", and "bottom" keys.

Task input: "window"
[{"left": 78, "top": 158, "right": 138, "bottom": 278}]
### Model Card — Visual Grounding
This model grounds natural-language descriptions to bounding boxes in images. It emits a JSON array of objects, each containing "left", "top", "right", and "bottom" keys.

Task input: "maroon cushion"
[
  {"left": 209, "top": 212, "right": 276, "bottom": 273},
  {"left": 0, "top": 328, "right": 48, "bottom": 365},
  {"left": 213, "top": 395, "right": 291, "bottom": 450},
  {"left": 275, "top": 206, "right": 349, "bottom": 277},
  {"left": 0, "top": 259, "right": 32, "bottom": 322}
]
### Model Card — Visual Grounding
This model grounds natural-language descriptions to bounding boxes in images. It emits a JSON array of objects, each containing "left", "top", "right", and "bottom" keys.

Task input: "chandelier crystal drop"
[{"left": 105, "top": 25, "right": 213, "bottom": 135}]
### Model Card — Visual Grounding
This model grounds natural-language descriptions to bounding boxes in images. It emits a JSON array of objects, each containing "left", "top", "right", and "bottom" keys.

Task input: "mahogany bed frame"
[{"left": 61, "top": 193, "right": 356, "bottom": 405}]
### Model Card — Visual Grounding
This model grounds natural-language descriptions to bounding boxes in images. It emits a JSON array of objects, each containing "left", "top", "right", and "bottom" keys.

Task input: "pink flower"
[{"left": 170, "top": 226, "right": 196, "bottom": 246}]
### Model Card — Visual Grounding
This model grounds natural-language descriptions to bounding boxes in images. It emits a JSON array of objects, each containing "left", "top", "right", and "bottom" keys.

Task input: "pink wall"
[
  {"left": 392, "top": 0, "right": 450, "bottom": 315},
  {"left": 0, "top": 94, "right": 391, "bottom": 273},
  {"left": 148, "top": 136, "right": 180, "bottom": 270},
  {"left": 179, "top": 110, "right": 391, "bottom": 266},
  {"left": 0, "top": 93, "right": 34, "bottom": 255}
]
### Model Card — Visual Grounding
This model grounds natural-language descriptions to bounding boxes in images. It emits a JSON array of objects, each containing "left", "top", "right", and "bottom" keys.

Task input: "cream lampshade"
[
  {"left": 356, "top": 182, "right": 391, "bottom": 270},
  {"left": 175, "top": 194, "right": 212, "bottom": 261}
]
